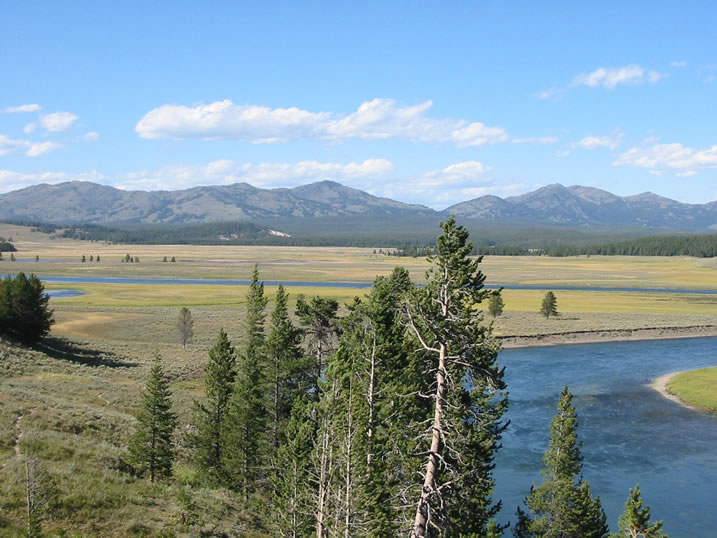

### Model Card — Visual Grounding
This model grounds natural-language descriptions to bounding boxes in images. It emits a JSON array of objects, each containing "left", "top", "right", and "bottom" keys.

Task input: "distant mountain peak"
[{"left": 0, "top": 180, "right": 714, "bottom": 230}]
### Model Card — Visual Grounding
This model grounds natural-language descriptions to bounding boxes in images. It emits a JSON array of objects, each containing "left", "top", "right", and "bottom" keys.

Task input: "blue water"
[
  {"left": 495, "top": 337, "right": 717, "bottom": 535},
  {"left": 46, "top": 289, "right": 86, "bottom": 299},
  {"left": 8, "top": 274, "right": 716, "bottom": 294}
]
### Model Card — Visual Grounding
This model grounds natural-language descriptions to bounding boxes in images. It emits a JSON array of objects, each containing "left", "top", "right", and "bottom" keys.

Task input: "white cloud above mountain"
[
  {"left": 135, "top": 98, "right": 509, "bottom": 147},
  {"left": 614, "top": 143, "right": 717, "bottom": 175},
  {"left": 116, "top": 158, "right": 393, "bottom": 191}
]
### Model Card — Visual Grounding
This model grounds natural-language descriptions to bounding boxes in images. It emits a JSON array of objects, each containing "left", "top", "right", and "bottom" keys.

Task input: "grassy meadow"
[{"left": 1, "top": 223, "right": 717, "bottom": 534}]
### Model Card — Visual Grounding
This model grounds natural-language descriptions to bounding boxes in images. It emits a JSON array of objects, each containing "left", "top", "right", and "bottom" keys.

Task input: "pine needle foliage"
[
  {"left": 224, "top": 264, "right": 270, "bottom": 495},
  {"left": 514, "top": 385, "right": 609, "bottom": 538},
  {"left": 616, "top": 485, "right": 667, "bottom": 538},
  {"left": 541, "top": 292, "right": 558, "bottom": 319},
  {"left": 406, "top": 216, "right": 508, "bottom": 537},
  {"left": 127, "top": 353, "right": 178, "bottom": 482},
  {"left": 191, "top": 329, "right": 237, "bottom": 484}
]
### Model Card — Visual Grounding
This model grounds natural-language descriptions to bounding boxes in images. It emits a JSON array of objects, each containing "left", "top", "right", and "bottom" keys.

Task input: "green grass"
[{"left": 667, "top": 367, "right": 717, "bottom": 412}]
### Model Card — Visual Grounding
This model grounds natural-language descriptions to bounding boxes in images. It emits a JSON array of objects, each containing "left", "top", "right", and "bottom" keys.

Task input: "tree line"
[{"left": 126, "top": 218, "right": 665, "bottom": 536}]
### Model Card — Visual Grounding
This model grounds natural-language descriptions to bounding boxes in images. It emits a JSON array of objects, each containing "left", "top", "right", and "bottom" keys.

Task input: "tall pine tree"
[
  {"left": 191, "top": 329, "right": 237, "bottom": 484},
  {"left": 128, "top": 353, "right": 178, "bottom": 482},
  {"left": 514, "top": 385, "right": 609, "bottom": 538},
  {"left": 224, "top": 264, "right": 269, "bottom": 495},
  {"left": 265, "top": 284, "right": 309, "bottom": 449},
  {"left": 406, "top": 216, "right": 508, "bottom": 537},
  {"left": 295, "top": 294, "right": 340, "bottom": 395}
]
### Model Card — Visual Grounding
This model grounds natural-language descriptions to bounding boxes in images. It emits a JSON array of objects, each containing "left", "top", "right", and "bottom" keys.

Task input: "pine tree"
[
  {"left": 128, "top": 353, "right": 178, "bottom": 482},
  {"left": 224, "top": 265, "right": 269, "bottom": 495},
  {"left": 265, "top": 284, "right": 308, "bottom": 449},
  {"left": 319, "top": 267, "right": 423, "bottom": 536},
  {"left": 514, "top": 385, "right": 609, "bottom": 538},
  {"left": 270, "top": 398, "right": 316, "bottom": 537},
  {"left": 191, "top": 329, "right": 237, "bottom": 483},
  {"left": 489, "top": 292, "right": 505, "bottom": 317},
  {"left": 0, "top": 273, "right": 54, "bottom": 341},
  {"left": 616, "top": 485, "right": 667, "bottom": 538},
  {"left": 541, "top": 292, "right": 558, "bottom": 318},
  {"left": 295, "top": 294, "right": 340, "bottom": 395},
  {"left": 177, "top": 306, "right": 194, "bottom": 349},
  {"left": 406, "top": 216, "right": 508, "bottom": 536}
]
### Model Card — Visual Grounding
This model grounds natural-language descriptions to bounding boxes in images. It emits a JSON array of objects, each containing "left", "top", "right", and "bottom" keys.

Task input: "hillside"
[
  {"left": 1, "top": 180, "right": 716, "bottom": 232},
  {"left": 445, "top": 184, "right": 717, "bottom": 229}
]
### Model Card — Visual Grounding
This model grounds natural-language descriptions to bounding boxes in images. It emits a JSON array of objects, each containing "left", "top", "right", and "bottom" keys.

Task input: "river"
[
  {"left": 20, "top": 274, "right": 717, "bottom": 294},
  {"left": 494, "top": 336, "right": 717, "bottom": 534}
]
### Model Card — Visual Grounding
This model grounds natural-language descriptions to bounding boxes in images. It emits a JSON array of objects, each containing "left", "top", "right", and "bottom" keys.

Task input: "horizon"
[{"left": 2, "top": 3, "right": 716, "bottom": 209}]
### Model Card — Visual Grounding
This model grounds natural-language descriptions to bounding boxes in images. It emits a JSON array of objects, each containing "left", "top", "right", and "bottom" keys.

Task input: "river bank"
[{"left": 499, "top": 324, "right": 717, "bottom": 349}]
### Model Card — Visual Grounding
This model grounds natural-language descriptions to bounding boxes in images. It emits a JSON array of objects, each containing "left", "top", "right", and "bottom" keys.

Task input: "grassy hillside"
[{"left": 0, "top": 333, "right": 261, "bottom": 537}]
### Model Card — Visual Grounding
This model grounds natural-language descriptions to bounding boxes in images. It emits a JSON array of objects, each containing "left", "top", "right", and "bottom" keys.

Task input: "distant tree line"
[
  {"left": 543, "top": 233, "right": 717, "bottom": 258},
  {"left": 0, "top": 273, "right": 54, "bottom": 341}
]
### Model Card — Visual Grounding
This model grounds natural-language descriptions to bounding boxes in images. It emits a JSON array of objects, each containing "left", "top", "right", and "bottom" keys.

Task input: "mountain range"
[{"left": 1, "top": 180, "right": 715, "bottom": 231}]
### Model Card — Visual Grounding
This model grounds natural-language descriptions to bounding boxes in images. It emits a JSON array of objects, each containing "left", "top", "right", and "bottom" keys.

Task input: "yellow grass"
[
  {"left": 46, "top": 282, "right": 365, "bottom": 307},
  {"left": 4, "top": 222, "right": 717, "bottom": 289}
]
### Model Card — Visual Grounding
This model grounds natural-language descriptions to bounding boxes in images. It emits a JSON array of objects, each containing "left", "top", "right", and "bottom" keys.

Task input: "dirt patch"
[{"left": 52, "top": 311, "right": 148, "bottom": 339}]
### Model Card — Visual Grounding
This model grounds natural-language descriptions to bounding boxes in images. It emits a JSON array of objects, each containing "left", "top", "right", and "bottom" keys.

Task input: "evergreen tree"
[
  {"left": 224, "top": 265, "right": 269, "bottom": 495},
  {"left": 0, "top": 273, "right": 54, "bottom": 341},
  {"left": 191, "top": 329, "right": 237, "bottom": 483},
  {"left": 541, "top": 292, "right": 558, "bottom": 318},
  {"left": 128, "top": 353, "right": 178, "bottom": 482},
  {"left": 514, "top": 385, "right": 609, "bottom": 538},
  {"left": 270, "top": 398, "right": 316, "bottom": 537},
  {"left": 295, "top": 294, "right": 340, "bottom": 394},
  {"left": 616, "top": 485, "right": 666, "bottom": 538},
  {"left": 489, "top": 292, "right": 505, "bottom": 317},
  {"left": 406, "top": 216, "right": 508, "bottom": 537},
  {"left": 265, "top": 284, "right": 308, "bottom": 449},
  {"left": 177, "top": 306, "right": 194, "bottom": 349}
]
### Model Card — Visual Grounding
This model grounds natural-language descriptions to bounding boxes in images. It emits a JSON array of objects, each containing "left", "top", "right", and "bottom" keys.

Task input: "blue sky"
[{"left": 1, "top": 1, "right": 716, "bottom": 209}]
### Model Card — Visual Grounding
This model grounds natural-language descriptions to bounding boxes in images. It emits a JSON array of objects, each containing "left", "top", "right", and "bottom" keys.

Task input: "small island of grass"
[{"left": 665, "top": 367, "right": 717, "bottom": 412}]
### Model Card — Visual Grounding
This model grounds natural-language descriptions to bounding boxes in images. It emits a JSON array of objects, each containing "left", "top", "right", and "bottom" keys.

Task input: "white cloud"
[
  {"left": 367, "top": 161, "right": 528, "bottom": 209},
  {"left": 2, "top": 104, "right": 41, "bottom": 113},
  {"left": 572, "top": 64, "right": 664, "bottom": 89},
  {"left": 135, "top": 98, "right": 509, "bottom": 146},
  {"left": 0, "top": 169, "right": 105, "bottom": 193},
  {"left": 0, "top": 134, "right": 29, "bottom": 156},
  {"left": 671, "top": 61, "right": 687, "bottom": 68},
  {"left": 24, "top": 122, "right": 37, "bottom": 134},
  {"left": 512, "top": 136, "right": 559, "bottom": 144},
  {"left": 26, "top": 141, "right": 61, "bottom": 157},
  {"left": 81, "top": 131, "right": 100, "bottom": 142},
  {"left": 614, "top": 143, "right": 717, "bottom": 175},
  {"left": 575, "top": 131, "right": 623, "bottom": 150},
  {"left": 117, "top": 158, "right": 393, "bottom": 191},
  {"left": 40, "top": 111, "right": 79, "bottom": 132}
]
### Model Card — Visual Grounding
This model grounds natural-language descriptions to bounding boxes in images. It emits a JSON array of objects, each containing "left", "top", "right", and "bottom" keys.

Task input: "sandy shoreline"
[
  {"left": 498, "top": 324, "right": 717, "bottom": 349},
  {"left": 648, "top": 370, "right": 702, "bottom": 411}
]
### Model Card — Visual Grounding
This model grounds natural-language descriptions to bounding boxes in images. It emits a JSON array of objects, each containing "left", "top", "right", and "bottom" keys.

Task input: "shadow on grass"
[{"left": 31, "top": 337, "right": 138, "bottom": 368}]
